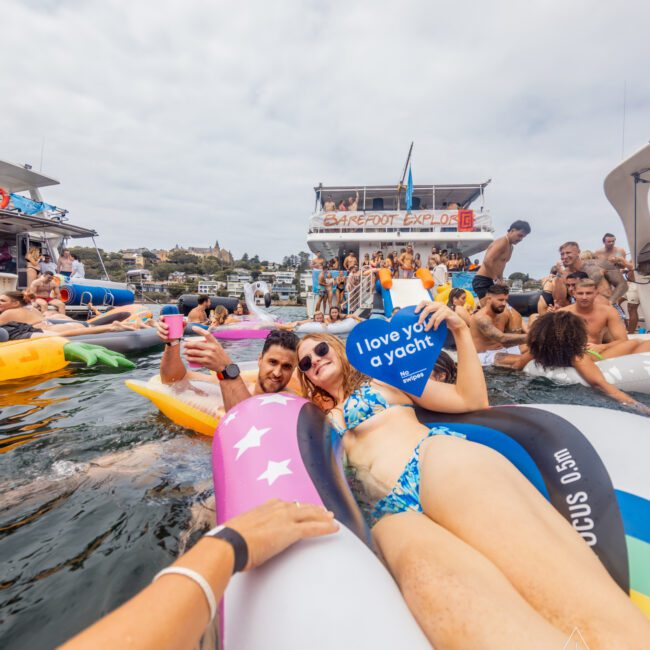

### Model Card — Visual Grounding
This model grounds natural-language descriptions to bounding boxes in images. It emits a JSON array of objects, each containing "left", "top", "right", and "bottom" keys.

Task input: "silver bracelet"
[{"left": 153, "top": 567, "right": 217, "bottom": 622}]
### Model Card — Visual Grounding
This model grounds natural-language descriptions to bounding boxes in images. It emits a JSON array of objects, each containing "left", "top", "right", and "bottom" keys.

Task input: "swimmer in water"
[{"left": 494, "top": 311, "right": 650, "bottom": 415}]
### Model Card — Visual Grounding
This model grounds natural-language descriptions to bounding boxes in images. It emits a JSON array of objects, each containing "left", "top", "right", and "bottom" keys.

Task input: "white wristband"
[{"left": 153, "top": 567, "right": 217, "bottom": 622}]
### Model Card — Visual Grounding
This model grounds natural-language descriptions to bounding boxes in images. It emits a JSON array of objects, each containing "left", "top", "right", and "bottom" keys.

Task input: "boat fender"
[
  {"left": 0, "top": 188, "right": 9, "bottom": 209},
  {"left": 377, "top": 268, "right": 393, "bottom": 290},
  {"left": 416, "top": 268, "right": 434, "bottom": 290}
]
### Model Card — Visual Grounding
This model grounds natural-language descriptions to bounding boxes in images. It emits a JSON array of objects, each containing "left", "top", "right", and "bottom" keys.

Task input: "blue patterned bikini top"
[{"left": 331, "top": 383, "right": 414, "bottom": 436}]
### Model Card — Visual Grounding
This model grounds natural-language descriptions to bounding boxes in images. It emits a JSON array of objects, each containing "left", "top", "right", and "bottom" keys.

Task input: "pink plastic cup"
[{"left": 162, "top": 314, "right": 185, "bottom": 340}]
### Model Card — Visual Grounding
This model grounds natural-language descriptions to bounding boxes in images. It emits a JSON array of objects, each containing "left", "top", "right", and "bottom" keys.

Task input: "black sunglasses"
[{"left": 298, "top": 341, "right": 330, "bottom": 373}]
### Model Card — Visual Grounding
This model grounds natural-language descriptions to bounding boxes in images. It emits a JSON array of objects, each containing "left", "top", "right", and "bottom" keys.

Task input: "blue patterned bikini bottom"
[{"left": 371, "top": 425, "right": 466, "bottom": 523}]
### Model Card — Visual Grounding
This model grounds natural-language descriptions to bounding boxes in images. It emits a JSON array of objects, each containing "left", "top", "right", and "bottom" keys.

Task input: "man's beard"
[
  {"left": 491, "top": 305, "right": 506, "bottom": 314},
  {"left": 260, "top": 377, "right": 285, "bottom": 393}
]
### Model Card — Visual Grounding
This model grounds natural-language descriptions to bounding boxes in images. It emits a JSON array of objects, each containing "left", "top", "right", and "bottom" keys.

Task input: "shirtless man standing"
[
  {"left": 399, "top": 245, "right": 415, "bottom": 279},
  {"left": 469, "top": 285, "right": 528, "bottom": 365},
  {"left": 553, "top": 242, "right": 628, "bottom": 307},
  {"left": 472, "top": 220, "right": 531, "bottom": 306},
  {"left": 595, "top": 233, "right": 641, "bottom": 333},
  {"left": 322, "top": 195, "right": 336, "bottom": 212},
  {"left": 343, "top": 251, "right": 358, "bottom": 272},
  {"left": 347, "top": 191, "right": 360, "bottom": 211},
  {"left": 311, "top": 251, "right": 325, "bottom": 270},
  {"left": 595, "top": 233, "right": 627, "bottom": 263},
  {"left": 560, "top": 279, "right": 650, "bottom": 358},
  {"left": 30, "top": 271, "right": 65, "bottom": 314}
]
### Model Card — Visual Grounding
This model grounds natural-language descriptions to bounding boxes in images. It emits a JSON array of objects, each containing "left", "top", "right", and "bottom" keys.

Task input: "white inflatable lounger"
[
  {"left": 524, "top": 352, "right": 650, "bottom": 395},
  {"left": 295, "top": 318, "right": 357, "bottom": 335}
]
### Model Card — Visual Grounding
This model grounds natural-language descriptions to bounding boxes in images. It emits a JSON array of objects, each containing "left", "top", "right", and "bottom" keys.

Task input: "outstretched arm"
[
  {"left": 60, "top": 501, "right": 338, "bottom": 650},
  {"left": 603, "top": 268, "right": 628, "bottom": 304},
  {"left": 184, "top": 327, "right": 252, "bottom": 411},
  {"left": 552, "top": 276, "right": 569, "bottom": 307},
  {"left": 475, "top": 315, "right": 527, "bottom": 347},
  {"left": 411, "top": 302, "right": 489, "bottom": 412},
  {"left": 573, "top": 355, "right": 650, "bottom": 415}
]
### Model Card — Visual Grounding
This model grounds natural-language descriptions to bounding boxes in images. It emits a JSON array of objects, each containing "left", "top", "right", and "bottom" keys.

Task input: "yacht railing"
[{"left": 345, "top": 272, "right": 375, "bottom": 316}]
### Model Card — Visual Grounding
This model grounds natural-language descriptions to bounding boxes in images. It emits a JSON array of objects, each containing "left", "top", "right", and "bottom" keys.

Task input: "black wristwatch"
[
  {"left": 217, "top": 363, "right": 240, "bottom": 381},
  {"left": 205, "top": 525, "right": 249, "bottom": 573}
]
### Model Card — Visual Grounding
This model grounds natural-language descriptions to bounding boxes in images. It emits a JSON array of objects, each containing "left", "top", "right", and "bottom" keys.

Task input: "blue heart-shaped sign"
[{"left": 346, "top": 306, "right": 447, "bottom": 397}]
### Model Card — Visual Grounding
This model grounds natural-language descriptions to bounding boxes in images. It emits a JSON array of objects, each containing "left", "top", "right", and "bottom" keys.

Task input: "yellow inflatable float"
[
  {"left": 0, "top": 336, "right": 135, "bottom": 382},
  {"left": 125, "top": 362, "right": 301, "bottom": 436}
]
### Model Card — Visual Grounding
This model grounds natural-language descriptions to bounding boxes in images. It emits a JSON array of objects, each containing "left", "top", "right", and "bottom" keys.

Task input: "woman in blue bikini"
[{"left": 297, "top": 301, "right": 649, "bottom": 649}]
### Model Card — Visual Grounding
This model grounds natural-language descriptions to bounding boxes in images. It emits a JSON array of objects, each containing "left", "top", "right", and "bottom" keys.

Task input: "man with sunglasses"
[{"left": 157, "top": 323, "right": 300, "bottom": 411}]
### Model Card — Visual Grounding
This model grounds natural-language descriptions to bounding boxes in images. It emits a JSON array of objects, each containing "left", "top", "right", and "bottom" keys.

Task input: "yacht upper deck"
[{"left": 309, "top": 181, "right": 493, "bottom": 237}]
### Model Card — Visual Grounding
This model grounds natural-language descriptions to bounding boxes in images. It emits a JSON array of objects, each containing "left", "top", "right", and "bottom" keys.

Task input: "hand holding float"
[
  {"left": 60, "top": 500, "right": 338, "bottom": 650},
  {"left": 224, "top": 499, "right": 338, "bottom": 571}
]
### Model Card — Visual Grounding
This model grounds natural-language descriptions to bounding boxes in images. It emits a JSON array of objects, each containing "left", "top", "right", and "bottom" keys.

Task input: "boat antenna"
[
  {"left": 40, "top": 137, "right": 45, "bottom": 171},
  {"left": 398, "top": 141, "right": 414, "bottom": 191}
]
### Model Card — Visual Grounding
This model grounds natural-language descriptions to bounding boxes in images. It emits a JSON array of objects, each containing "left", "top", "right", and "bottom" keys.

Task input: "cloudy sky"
[{"left": 1, "top": 1, "right": 649, "bottom": 275}]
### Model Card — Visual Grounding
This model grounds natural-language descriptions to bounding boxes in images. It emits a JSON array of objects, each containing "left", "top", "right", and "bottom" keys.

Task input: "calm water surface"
[{"left": 1, "top": 306, "right": 648, "bottom": 649}]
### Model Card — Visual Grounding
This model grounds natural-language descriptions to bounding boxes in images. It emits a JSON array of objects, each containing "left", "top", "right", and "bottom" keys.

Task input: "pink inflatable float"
[{"left": 211, "top": 393, "right": 429, "bottom": 649}]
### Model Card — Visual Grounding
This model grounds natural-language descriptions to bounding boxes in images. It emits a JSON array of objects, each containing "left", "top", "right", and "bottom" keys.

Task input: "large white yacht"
[
  {"left": 306, "top": 180, "right": 494, "bottom": 315},
  {"left": 308, "top": 181, "right": 494, "bottom": 261}
]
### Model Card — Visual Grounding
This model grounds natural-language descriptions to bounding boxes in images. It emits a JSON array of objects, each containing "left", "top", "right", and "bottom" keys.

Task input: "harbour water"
[{"left": 1, "top": 307, "right": 649, "bottom": 649}]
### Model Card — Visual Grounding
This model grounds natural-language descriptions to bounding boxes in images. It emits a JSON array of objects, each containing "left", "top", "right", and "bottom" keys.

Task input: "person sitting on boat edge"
[
  {"left": 296, "top": 306, "right": 650, "bottom": 648},
  {"left": 469, "top": 284, "right": 528, "bottom": 365},
  {"left": 187, "top": 294, "right": 211, "bottom": 324},
  {"left": 59, "top": 500, "right": 338, "bottom": 650},
  {"left": 493, "top": 311, "right": 650, "bottom": 416},
  {"left": 30, "top": 271, "right": 66, "bottom": 314},
  {"left": 157, "top": 322, "right": 299, "bottom": 412}
]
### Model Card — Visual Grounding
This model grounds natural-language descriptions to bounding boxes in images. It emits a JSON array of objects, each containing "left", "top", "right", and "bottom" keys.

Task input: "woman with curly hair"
[
  {"left": 296, "top": 302, "right": 649, "bottom": 648},
  {"left": 495, "top": 311, "right": 650, "bottom": 414}
]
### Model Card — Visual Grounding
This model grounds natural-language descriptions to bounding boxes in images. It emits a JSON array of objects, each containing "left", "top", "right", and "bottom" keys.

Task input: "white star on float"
[
  {"left": 234, "top": 425, "right": 271, "bottom": 460},
  {"left": 222, "top": 411, "right": 238, "bottom": 426},
  {"left": 257, "top": 459, "right": 292, "bottom": 485},
  {"left": 258, "top": 394, "right": 294, "bottom": 406}
]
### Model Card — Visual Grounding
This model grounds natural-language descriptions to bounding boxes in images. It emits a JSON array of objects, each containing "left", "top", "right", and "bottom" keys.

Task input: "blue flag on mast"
[{"left": 405, "top": 166, "right": 413, "bottom": 212}]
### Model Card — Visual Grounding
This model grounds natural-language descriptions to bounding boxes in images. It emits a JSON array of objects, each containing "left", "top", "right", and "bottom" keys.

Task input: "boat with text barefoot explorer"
[{"left": 306, "top": 146, "right": 495, "bottom": 317}]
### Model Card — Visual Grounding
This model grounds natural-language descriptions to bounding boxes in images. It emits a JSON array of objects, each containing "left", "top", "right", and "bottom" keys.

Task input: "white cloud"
[{"left": 1, "top": 0, "right": 648, "bottom": 274}]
